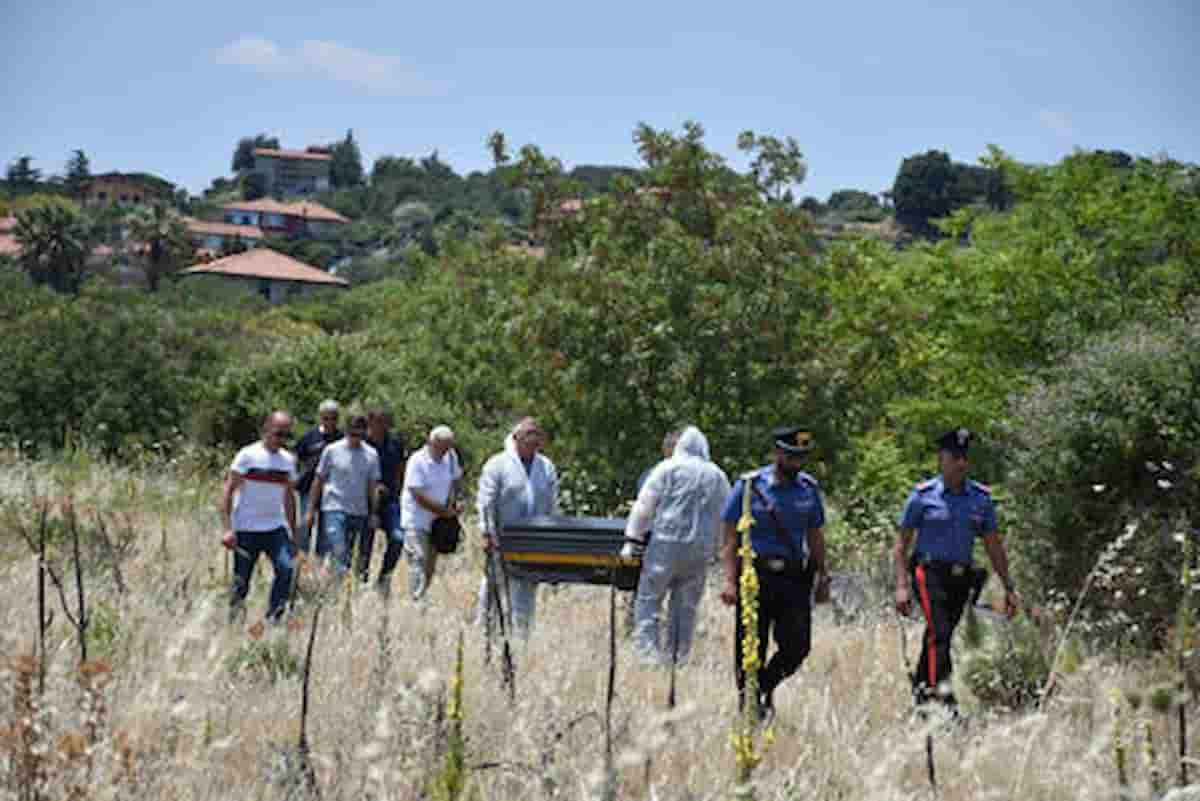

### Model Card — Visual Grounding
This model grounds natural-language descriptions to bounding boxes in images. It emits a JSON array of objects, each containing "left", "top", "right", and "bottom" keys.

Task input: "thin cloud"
[
  {"left": 214, "top": 36, "right": 447, "bottom": 96},
  {"left": 1036, "top": 109, "right": 1075, "bottom": 140},
  {"left": 215, "top": 36, "right": 291, "bottom": 71}
]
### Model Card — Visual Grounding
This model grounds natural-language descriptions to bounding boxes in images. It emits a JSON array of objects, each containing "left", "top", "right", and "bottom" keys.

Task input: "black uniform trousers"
[
  {"left": 735, "top": 562, "right": 813, "bottom": 704},
  {"left": 910, "top": 561, "right": 974, "bottom": 703}
]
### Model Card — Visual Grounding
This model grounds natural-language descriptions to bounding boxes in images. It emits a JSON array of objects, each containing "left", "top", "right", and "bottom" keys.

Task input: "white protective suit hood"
[
  {"left": 671, "top": 426, "right": 711, "bottom": 463},
  {"left": 624, "top": 425, "right": 731, "bottom": 549}
]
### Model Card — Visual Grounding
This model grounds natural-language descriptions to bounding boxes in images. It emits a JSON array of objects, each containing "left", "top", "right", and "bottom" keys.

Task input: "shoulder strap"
[{"left": 750, "top": 481, "right": 800, "bottom": 561}]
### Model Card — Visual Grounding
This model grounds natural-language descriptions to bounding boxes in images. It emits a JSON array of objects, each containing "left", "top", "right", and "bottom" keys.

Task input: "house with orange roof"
[
  {"left": 221, "top": 198, "right": 349, "bottom": 240},
  {"left": 184, "top": 218, "right": 264, "bottom": 251},
  {"left": 247, "top": 147, "right": 332, "bottom": 196},
  {"left": 180, "top": 247, "right": 347, "bottom": 303}
]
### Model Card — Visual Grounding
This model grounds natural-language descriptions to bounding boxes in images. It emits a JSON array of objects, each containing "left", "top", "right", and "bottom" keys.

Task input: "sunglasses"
[
  {"left": 348, "top": 428, "right": 367, "bottom": 436},
  {"left": 270, "top": 429, "right": 293, "bottom": 439}
]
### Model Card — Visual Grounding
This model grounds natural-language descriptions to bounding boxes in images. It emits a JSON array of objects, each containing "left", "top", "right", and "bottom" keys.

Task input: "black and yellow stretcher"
[{"left": 499, "top": 515, "right": 642, "bottom": 590}]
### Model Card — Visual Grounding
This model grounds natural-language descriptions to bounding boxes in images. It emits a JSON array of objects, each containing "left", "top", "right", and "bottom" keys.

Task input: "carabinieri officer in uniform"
[
  {"left": 720, "top": 426, "right": 830, "bottom": 720},
  {"left": 894, "top": 428, "right": 1018, "bottom": 709}
]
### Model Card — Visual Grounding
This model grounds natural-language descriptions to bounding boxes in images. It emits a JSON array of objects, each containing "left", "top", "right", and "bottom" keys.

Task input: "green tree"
[
  {"left": 826, "top": 189, "right": 879, "bottom": 212},
  {"left": 0, "top": 287, "right": 188, "bottom": 453},
  {"left": 891, "top": 149, "right": 957, "bottom": 236},
  {"left": 63, "top": 149, "right": 91, "bottom": 199},
  {"left": 242, "top": 172, "right": 268, "bottom": 200},
  {"left": 737, "top": 130, "right": 807, "bottom": 203},
  {"left": 468, "top": 123, "right": 826, "bottom": 506},
  {"left": 127, "top": 205, "right": 194, "bottom": 291},
  {"left": 330, "top": 129, "right": 365, "bottom": 188},
  {"left": 232, "top": 134, "right": 281, "bottom": 172},
  {"left": 5, "top": 156, "right": 42, "bottom": 194},
  {"left": 14, "top": 202, "right": 93, "bottom": 294}
]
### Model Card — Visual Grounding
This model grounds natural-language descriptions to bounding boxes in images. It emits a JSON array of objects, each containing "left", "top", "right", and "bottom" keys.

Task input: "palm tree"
[
  {"left": 126, "top": 205, "right": 193, "bottom": 291},
  {"left": 14, "top": 203, "right": 93, "bottom": 294}
]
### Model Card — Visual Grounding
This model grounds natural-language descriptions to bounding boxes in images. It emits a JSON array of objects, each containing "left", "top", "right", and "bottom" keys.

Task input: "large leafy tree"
[
  {"left": 446, "top": 123, "right": 828, "bottom": 508},
  {"left": 127, "top": 205, "right": 194, "bottom": 291},
  {"left": 14, "top": 202, "right": 93, "bottom": 294},
  {"left": 231, "top": 133, "right": 281, "bottom": 172}
]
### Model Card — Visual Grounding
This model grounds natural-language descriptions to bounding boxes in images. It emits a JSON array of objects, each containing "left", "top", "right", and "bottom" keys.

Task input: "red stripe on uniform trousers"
[{"left": 914, "top": 564, "right": 937, "bottom": 688}]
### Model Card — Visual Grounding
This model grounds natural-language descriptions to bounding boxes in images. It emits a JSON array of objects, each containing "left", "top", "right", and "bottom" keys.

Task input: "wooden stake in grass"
[
  {"left": 297, "top": 605, "right": 321, "bottom": 796},
  {"left": 16, "top": 501, "right": 53, "bottom": 696},
  {"left": 486, "top": 551, "right": 515, "bottom": 704},
  {"left": 40, "top": 500, "right": 90, "bottom": 667}
]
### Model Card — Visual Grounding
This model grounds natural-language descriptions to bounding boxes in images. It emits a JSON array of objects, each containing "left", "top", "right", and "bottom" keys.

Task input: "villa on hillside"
[
  {"left": 246, "top": 147, "right": 332, "bottom": 196},
  {"left": 180, "top": 247, "right": 347, "bottom": 303},
  {"left": 81, "top": 172, "right": 173, "bottom": 208},
  {"left": 222, "top": 198, "right": 348, "bottom": 240},
  {"left": 184, "top": 218, "right": 264, "bottom": 252}
]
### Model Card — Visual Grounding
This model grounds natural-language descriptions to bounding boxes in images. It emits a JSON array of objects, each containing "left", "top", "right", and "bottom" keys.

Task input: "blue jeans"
[
  {"left": 230, "top": 527, "right": 295, "bottom": 621},
  {"left": 322, "top": 511, "right": 369, "bottom": 577},
  {"left": 296, "top": 492, "right": 331, "bottom": 557},
  {"left": 377, "top": 500, "right": 404, "bottom": 581}
]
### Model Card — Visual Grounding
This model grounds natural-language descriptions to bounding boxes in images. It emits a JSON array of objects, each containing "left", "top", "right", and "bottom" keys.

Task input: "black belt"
[
  {"left": 910, "top": 554, "right": 974, "bottom": 577},
  {"left": 753, "top": 556, "right": 809, "bottom": 577}
]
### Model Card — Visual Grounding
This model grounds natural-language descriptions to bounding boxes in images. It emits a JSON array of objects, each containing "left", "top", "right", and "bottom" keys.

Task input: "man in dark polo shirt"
[
  {"left": 366, "top": 407, "right": 408, "bottom": 591},
  {"left": 295, "top": 399, "right": 342, "bottom": 557}
]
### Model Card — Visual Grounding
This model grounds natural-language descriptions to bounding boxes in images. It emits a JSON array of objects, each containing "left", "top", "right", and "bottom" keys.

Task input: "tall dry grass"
[{"left": 0, "top": 451, "right": 1190, "bottom": 800}]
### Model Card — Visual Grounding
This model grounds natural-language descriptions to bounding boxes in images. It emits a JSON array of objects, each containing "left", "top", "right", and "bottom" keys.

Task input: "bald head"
[{"left": 261, "top": 411, "right": 293, "bottom": 452}]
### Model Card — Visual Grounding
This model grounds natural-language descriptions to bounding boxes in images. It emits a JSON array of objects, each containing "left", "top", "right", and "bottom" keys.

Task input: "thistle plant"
[
  {"left": 731, "top": 484, "right": 770, "bottom": 800},
  {"left": 433, "top": 630, "right": 467, "bottom": 801}
]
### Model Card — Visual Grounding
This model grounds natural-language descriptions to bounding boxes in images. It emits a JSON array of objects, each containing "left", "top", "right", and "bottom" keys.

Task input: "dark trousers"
[
  {"left": 911, "top": 562, "right": 973, "bottom": 703},
  {"left": 230, "top": 527, "right": 295, "bottom": 622},
  {"left": 735, "top": 565, "right": 813, "bottom": 703}
]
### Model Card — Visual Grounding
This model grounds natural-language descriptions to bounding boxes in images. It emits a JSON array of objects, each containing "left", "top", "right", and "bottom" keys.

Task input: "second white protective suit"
[{"left": 623, "top": 426, "right": 731, "bottom": 663}]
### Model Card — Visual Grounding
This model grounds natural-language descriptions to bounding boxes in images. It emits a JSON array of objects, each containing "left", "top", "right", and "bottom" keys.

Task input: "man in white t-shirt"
[
  {"left": 306, "top": 415, "right": 381, "bottom": 578},
  {"left": 400, "top": 425, "right": 463, "bottom": 601},
  {"left": 221, "top": 411, "right": 299, "bottom": 623}
]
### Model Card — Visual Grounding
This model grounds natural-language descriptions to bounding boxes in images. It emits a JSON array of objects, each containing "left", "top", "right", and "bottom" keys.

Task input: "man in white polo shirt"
[
  {"left": 401, "top": 425, "right": 463, "bottom": 601},
  {"left": 221, "top": 410, "right": 299, "bottom": 623}
]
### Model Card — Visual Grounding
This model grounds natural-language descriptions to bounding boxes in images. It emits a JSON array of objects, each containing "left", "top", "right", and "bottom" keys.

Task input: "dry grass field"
[{"left": 0, "top": 451, "right": 1190, "bottom": 800}]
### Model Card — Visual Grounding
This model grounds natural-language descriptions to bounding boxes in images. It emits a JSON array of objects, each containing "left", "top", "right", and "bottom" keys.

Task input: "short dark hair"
[{"left": 348, "top": 415, "right": 368, "bottom": 431}]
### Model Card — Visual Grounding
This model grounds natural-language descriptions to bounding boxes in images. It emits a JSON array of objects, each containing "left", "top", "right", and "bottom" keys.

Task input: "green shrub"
[
  {"left": 1005, "top": 310, "right": 1200, "bottom": 644},
  {"left": 962, "top": 616, "right": 1052, "bottom": 709},
  {"left": 225, "top": 635, "right": 300, "bottom": 683},
  {"left": 0, "top": 290, "right": 188, "bottom": 455}
]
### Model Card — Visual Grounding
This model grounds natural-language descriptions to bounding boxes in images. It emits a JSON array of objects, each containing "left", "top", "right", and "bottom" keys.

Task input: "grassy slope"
[{"left": 0, "top": 453, "right": 1179, "bottom": 800}]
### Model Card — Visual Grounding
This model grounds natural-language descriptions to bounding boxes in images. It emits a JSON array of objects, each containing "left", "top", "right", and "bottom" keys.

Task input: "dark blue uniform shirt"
[
  {"left": 722, "top": 466, "right": 825, "bottom": 560},
  {"left": 898, "top": 476, "right": 997, "bottom": 564},
  {"left": 367, "top": 433, "right": 407, "bottom": 500}
]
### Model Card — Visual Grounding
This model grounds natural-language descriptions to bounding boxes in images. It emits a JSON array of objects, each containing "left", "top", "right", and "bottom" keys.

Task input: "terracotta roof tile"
[
  {"left": 253, "top": 148, "right": 333, "bottom": 162},
  {"left": 222, "top": 198, "right": 349, "bottom": 224},
  {"left": 185, "top": 218, "right": 264, "bottom": 239},
  {"left": 182, "top": 248, "right": 348, "bottom": 286}
]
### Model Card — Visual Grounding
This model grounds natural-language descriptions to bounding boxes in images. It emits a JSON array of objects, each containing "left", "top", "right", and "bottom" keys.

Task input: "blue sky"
[{"left": 3, "top": 0, "right": 1197, "bottom": 201}]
